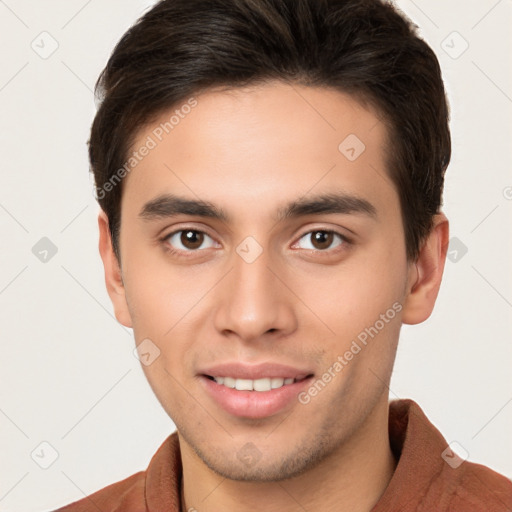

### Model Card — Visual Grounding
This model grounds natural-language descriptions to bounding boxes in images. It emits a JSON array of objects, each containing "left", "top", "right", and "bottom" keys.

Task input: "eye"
[
  {"left": 164, "top": 229, "right": 217, "bottom": 252},
  {"left": 294, "top": 229, "right": 348, "bottom": 252}
]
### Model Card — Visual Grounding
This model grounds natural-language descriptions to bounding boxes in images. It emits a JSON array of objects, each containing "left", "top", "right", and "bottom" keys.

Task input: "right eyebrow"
[{"left": 139, "top": 194, "right": 229, "bottom": 222}]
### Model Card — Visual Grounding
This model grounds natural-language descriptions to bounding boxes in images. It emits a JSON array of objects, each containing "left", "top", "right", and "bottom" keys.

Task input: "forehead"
[{"left": 122, "top": 81, "right": 396, "bottom": 220}]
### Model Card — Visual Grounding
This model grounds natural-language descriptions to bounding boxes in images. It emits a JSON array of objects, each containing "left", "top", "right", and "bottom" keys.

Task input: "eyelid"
[
  {"left": 292, "top": 228, "right": 352, "bottom": 251},
  {"left": 160, "top": 225, "right": 219, "bottom": 254}
]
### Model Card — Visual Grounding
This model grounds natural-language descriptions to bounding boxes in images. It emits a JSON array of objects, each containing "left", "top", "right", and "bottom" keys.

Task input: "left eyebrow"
[
  {"left": 276, "top": 192, "right": 377, "bottom": 221},
  {"left": 138, "top": 192, "right": 377, "bottom": 223}
]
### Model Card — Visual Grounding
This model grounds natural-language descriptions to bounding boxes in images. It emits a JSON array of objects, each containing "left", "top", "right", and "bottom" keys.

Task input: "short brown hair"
[{"left": 89, "top": 0, "right": 450, "bottom": 261}]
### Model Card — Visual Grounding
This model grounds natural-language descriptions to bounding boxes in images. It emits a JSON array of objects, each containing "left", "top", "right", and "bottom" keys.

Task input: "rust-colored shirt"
[{"left": 54, "top": 399, "right": 512, "bottom": 511}]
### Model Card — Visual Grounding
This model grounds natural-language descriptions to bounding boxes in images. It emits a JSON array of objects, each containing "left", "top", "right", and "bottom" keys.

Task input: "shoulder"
[
  {"left": 53, "top": 471, "right": 146, "bottom": 512},
  {"left": 439, "top": 459, "right": 512, "bottom": 511},
  {"left": 381, "top": 399, "right": 512, "bottom": 511},
  {"left": 52, "top": 432, "right": 181, "bottom": 512}
]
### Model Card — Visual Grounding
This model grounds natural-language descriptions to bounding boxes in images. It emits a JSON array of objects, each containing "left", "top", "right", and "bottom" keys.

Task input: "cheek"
[
  {"left": 122, "top": 249, "right": 198, "bottom": 336},
  {"left": 293, "top": 250, "right": 406, "bottom": 336},
  {"left": 289, "top": 237, "right": 407, "bottom": 388},
  {"left": 140, "top": 360, "right": 198, "bottom": 430}
]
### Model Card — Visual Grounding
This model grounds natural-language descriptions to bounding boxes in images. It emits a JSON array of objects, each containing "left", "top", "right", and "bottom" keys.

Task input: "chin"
[{"left": 182, "top": 426, "right": 337, "bottom": 483}]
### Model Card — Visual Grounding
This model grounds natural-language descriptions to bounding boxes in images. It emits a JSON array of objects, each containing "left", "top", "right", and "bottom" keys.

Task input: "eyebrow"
[{"left": 139, "top": 192, "right": 377, "bottom": 223}]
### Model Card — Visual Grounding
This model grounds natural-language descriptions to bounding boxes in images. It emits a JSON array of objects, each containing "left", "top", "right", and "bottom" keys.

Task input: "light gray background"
[{"left": 0, "top": 1, "right": 511, "bottom": 510}]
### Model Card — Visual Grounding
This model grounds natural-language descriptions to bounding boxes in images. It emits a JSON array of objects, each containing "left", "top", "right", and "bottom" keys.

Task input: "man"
[{"left": 55, "top": 0, "right": 512, "bottom": 510}]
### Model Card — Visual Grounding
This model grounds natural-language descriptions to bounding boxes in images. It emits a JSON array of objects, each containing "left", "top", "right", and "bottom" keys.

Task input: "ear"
[
  {"left": 401, "top": 212, "right": 449, "bottom": 325},
  {"left": 98, "top": 210, "right": 133, "bottom": 328}
]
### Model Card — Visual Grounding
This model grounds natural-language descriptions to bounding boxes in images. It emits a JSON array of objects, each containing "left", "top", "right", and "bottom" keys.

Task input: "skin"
[{"left": 98, "top": 80, "right": 449, "bottom": 512}]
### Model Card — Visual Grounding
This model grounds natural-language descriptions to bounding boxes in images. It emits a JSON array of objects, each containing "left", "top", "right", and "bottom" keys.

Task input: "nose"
[{"left": 212, "top": 243, "right": 298, "bottom": 343}]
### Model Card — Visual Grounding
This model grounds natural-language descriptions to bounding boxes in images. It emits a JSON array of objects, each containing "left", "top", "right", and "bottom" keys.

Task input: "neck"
[{"left": 180, "top": 397, "right": 396, "bottom": 512}]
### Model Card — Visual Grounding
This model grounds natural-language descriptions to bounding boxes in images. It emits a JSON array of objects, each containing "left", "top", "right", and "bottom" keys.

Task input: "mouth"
[{"left": 198, "top": 365, "right": 315, "bottom": 419}]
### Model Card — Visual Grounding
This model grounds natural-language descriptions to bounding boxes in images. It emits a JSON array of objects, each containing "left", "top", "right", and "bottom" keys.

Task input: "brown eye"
[
  {"left": 295, "top": 230, "right": 346, "bottom": 252},
  {"left": 311, "top": 231, "right": 334, "bottom": 250},
  {"left": 180, "top": 230, "right": 204, "bottom": 249},
  {"left": 165, "top": 229, "right": 216, "bottom": 252}
]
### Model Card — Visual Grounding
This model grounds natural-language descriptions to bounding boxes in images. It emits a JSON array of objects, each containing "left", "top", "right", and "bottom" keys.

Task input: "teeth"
[
  {"left": 223, "top": 377, "right": 236, "bottom": 389},
  {"left": 271, "top": 377, "right": 284, "bottom": 388},
  {"left": 235, "top": 379, "right": 253, "bottom": 391},
  {"left": 254, "top": 378, "right": 271, "bottom": 391},
  {"left": 212, "top": 376, "right": 297, "bottom": 391}
]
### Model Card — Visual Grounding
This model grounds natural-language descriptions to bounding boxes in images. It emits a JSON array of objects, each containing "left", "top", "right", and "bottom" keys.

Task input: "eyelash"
[{"left": 160, "top": 227, "right": 352, "bottom": 259}]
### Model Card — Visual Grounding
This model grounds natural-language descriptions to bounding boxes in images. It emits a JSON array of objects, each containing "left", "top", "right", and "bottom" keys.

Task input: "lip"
[
  {"left": 198, "top": 362, "right": 313, "bottom": 380},
  {"left": 198, "top": 362, "right": 314, "bottom": 419}
]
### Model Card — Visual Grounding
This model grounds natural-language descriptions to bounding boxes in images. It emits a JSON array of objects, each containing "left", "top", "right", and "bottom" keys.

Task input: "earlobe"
[
  {"left": 97, "top": 210, "right": 133, "bottom": 328},
  {"left": 401, "top": 213, "right": 450, "bottom": 325}
]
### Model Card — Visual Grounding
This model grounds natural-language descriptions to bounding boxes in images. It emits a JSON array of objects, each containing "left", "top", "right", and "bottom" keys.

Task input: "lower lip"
[{"left": 199, "top": 375, "right": 313, "bottom": 419}]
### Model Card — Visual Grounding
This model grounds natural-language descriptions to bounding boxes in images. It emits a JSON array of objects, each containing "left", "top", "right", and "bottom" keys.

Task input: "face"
[{"left": 102, "top": 81, "right": 427, "bottom": 481}]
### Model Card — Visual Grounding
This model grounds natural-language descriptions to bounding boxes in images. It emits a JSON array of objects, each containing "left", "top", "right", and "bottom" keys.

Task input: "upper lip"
[{"left": 199, "top": 362, "right": 314, "bottom": 381}]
